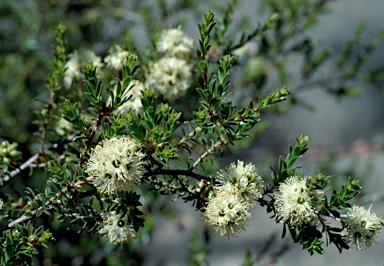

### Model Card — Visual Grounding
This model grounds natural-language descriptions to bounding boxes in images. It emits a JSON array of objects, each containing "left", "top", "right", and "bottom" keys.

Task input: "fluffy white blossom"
[
  {"left": 156, "top": 26, "right": 194, "bottom": 58},
  {"left": 146, "top": 57, "right": 191, "bottom": 101},
  {"left": 203, "top": 186, "right": 251, "bottom": 239},
  {"left": 342, "top": 205, "right": 382, "bottom": 250},
  {"left": 54, "top": 116, "right": 73, "bottom": 136},
  {"left": 104, "top": 45, "right": 130, "bottom": 71},
  {"left": 64, "top": 51, "right": 82, "bottom": 88},
  {"left": 216, "top": 160, "right": 263, "bottom": 206},
  {"left": 114, "top": 80, "right": 145, "bottom": 114},
  {"left": 85, "top": 137, "right": 145, "bottom": 194},
  {"left": 63, "top": 50, "right": 103, "bottom": 88},
  {"left": 275, "top": 176, "right": 318, "bottom": 227},
  {"left": 84, "top": 50, "right": 104, "bottom": 72},
  {"left": 99, "top": 211, "right": 136, "bottom": 244}
]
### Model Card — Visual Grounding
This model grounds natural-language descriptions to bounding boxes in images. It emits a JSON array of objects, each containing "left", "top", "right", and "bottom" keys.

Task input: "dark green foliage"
[
  {"left": 1, "top": 223, "right": 53, "bottom": 266},
  {"left": 329, "top": 178, "right": 361, "bottom": 209},
  {"left": 274, "top": 135, "right": 309, "bottom": 183}
]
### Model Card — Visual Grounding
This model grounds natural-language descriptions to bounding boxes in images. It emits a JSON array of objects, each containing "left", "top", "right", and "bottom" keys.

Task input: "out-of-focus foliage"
[{"left": 0, "top": 0, "right": 121, "bottom": 144}]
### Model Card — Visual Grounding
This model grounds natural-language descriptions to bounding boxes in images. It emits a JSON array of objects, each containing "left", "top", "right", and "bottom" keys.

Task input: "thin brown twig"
[
  {"left": 1, "top": 132, "right": 80, "bottom": 186},
  {"left": 145, "top": 168, "right": 207, "bottom": 181},
  {"left": 79, "top": 113, "right": 105, "bottom": 166},
  {"left": 3, "top": 166, "right": 209, "bottom": 232},
  {"left": 40, "top": 92, "right": 56, "bottom": 155},
  {"left": 190, "top": 136, "right": 227, "bottom": 170},
  {"left": 177, "top": 126, "right": 202, "bottom": 148},
  {"left": 2, "top": 176, "right": 94, "bottom": 233}
]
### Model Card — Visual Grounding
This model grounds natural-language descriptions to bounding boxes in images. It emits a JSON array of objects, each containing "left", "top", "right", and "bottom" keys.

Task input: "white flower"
[
  {"left": 99, "top": 211, "right": 136, "bottom": 244},
  {"left": 275, "top": 176, "right": 318, "bottom": 227},
  {"left": 203, "top": 186, "right": 251, "bottom": 239},
  {"left": 84, "top": 50, "right": 104, "bottom": 74},
  {"left": 156, "top": 26, "right": 194, "bottom": 59},
  {"left": 341, "top": 205, "right": 382, "bottom": 250},
  {"left": 146, "top": 57, "right": 191, "bottom": 101},
  {"left": 104, "top": 45, "right": 130, "bottom": 71},
  {"left": 85, "top": 137, "right": 145, "bottom": 194},
  {"left": 64, "top": 50, "right": 103, "bottom": 88},
  {"left": 115, "top": 80, "right": 145, "bottom": 114},
  {"left": 216, "top": 160, "right": 263, "bottom": 206},
  {"left": 0, "top": 199, "right": 3, "bottom": 210},
  {"left": 54, "top": 116, "right": 73, "bottom": 136},
  {"left": 64, "top": 51, "right": 82, "bottom": 88}
]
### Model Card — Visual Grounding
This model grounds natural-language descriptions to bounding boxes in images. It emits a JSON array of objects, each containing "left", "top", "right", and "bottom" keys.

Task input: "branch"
[
  {"left": 177, "top": 126, "right": 202, "bottom": 148},
  {"left": 0, "top": 176, "right": 93, "bottom": 234},
  {"left": 40, "top": 91, "right": 57, "bottom": 155},
  {"left": 2, "top": 132, "right": 80, "bottom": 186},
  {"left": 1, "top": 168, "right": 207, "bottom": 233},
  {"left": 190, "top": 136, "right": 227, "bottom": 170},
  {"left": 144, "top": 168, "right": 208, "bottom": 181}
]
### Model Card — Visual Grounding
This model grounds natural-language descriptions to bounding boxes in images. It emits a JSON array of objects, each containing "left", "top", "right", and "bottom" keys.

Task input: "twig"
[
  {"left": 190, "top": 136, "right": 227, "bottom": 170},
  {"left": 145, "top": 168, "right": 208, "bottom": 181},
  {"left": 0, "top": 176, "right": 94, "bottom": 233},
  {"left": 1, "top": 167, "right": 208, "bottom": 232},
  {"left": 40, "top": 92, "right": 57, "bottom": 155},
  {"left": 177, "top": 126, "right": 202, "bottom": 148},
  {"left": 2, "top": 132, "right": 80, "bottom": 185},
  {"left": 79, "top": 113, "right": 105, "bottom": 166}
]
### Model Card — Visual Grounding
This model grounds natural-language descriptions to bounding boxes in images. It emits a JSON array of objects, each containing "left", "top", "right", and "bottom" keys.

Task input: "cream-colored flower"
[
  {"left": 85, "top": 137, "right": 145, "bottom": 194},
  {"left": 0, "top": 199, "right": 3, "bottom": 210},
  {"left": 64, "top": 50, "right": 103, "bottom": 88},
  {"left": 84, "top": 50, "right": 104, "bottom": 74},
  {"left": 216, "top": 160, "right": 263, "bottom": 206},
  {"left": 64, "top": 51, "right": 82, "bottom": 88},
  {"left": 342, "top": 205, "right": 382, "bottom": 250},
  {"left": 146, "top": 57, "right": 191, "bottom": 101},
  {"left": 203, "top": 186, "right": 251, "bottom": 239},
  {"left": 275, "top": 176, "right": 318, "bottom": 227},
  {"left": 54, "top": 116, "right": 73, "bottom": 136},
  {"left": 99, "top": 211, "right": 136, "bottom": 244},
  {"left": 156, "top": 26, "right": 194, "bottom": 59},
  {"left": 104, "top": 45, "right": 130, "bottom": 71},
  {"left": 115, "top": 80, "right": 145, "bottom": 114}
]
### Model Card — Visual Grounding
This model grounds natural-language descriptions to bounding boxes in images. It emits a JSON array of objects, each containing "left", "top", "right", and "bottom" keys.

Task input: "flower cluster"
[
  {"left": 146, "top": 27, "right": 193, "bottom": 101},
  {"left": 203, "top": 186, "right": 251, "bottom": 239},
  {"left": 63, "top": 50, "right": 103, "bottom": 88},
  {"left": 54, "top": 116, "right": 73, "bottom": 136},
  {"left": 85, "top": 137, "right": 145, "bottom": 194},
  {"left": 98, "top": 211, "right": 136, "bottom": 244},
  {"left": 63, "top": 51, "right": 81, "bottom": 88},
  {"left": 156, "top": 26, "right": 194, "bottom": 59},
  {"left": 104, "top": 44, "right": 130, "bottom": 71},
  {"left": 203, "top": 160, "right": 263, "bottom": 238},
  {"left": 146, "top": 57, "right": 192, "bottom": 101},
  {"left": 341, "top": 205, "right": 382, "bottom": 250},
  {"left": 274, "top": 176, "right": 321, "bottom": 227},
  {"left": 216, "top": 160, "right": 264, "bottom": 206},
  {"left": 114, "top": 79, "right": 145, "bottom": 114}
]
